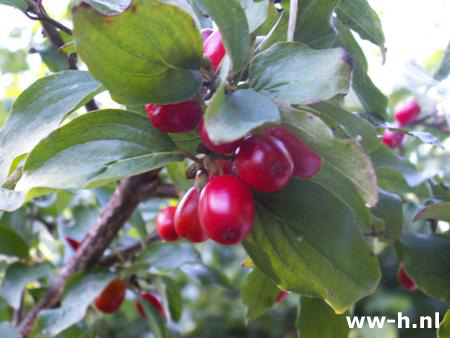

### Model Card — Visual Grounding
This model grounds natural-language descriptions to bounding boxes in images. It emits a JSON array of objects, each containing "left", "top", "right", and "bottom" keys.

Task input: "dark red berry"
[
  {"left": 235, "top": 134, "right": 294, "bottom": 192},
  {"left": 145, "top": 100, "right": 203, "bottom": 133},
  {"left": 156, "top": 206, "right": 179, "bottom": 242},
  {"left": 136, "top": 291, "right": 164, "bottom": 319},
  {"left": 203, "top": 30, "right": 225, "bottom": 72},
  {"left": 94, "top": 279, "right": 127, "bottom": 314},
  {"left": 199, "top": 119, "right": 242, "bottom": 154},
  {"left": 395, "top": 101, "right": 420, "bottom": 126},
  {"left": 397, "top": 265, "right": 418, "bottom": 292},
  {"left": 276, "top": 291, "right": 288, "bottom": 303},
  {"left": 175, "top": 187, "right": 208, "bottom": 243},
  {"left": 65, "top": 237, "right": 80, "bottom": 251},
  {"left": 267, "top": 126, "right": 322, "bottom": 178},
  {"left": 201, "top": 28, "right": 214, "bottom": 42},
  {"left": 198, "top": 175, "right": 254, "bottom": 245},
  {"left": 382, "top": 129, "right": 404, "bottom": 149}
]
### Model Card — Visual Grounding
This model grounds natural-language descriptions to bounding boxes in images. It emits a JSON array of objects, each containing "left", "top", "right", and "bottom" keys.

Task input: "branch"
[
  {"left": 287, "top": 0, "right": 298, "bottom": 42},
  {"left": 17, "top": 171, "right": 167, "bottom": 336}
]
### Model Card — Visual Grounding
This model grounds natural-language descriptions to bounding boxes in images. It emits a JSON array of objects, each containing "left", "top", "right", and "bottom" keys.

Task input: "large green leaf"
[
  {"left": 296, "top": 297, "right": 350, "bottom": 338},
  {"left": 0, "top": 225, "right": 29, "bottom": 259},
  {"left": 249, "top": 42, "right": 351, "bottom": 105},
  {"left": 0, "top": 71, "right": 103, "bottom": 185},
  {"left": 73, "top": 0, "right": 203, "bottom": 104},
  {"left": 335, "top": 0, "right": 386, "bottom": 59},
  {"left": 37, "top": 270, "right": 115, "bottom": 336},
  {"left": 203, "top": 87, "right": 280, "bottom": 144},
  {"left": 241, "top": 268, "right": 280, "bottom": 321},
  {"left": 0, "top": 263, "right": 53, "bottom": 309},
  {"left": 0, "top": 0, "right": 28, "bottom": 11},
  {"left": 281, "top": 105, "right": 378, "bottom": 207},
  {"left": 414, "top": 202, "right": 450, "bottom": 223},
  {"left": 438, "top": 310, "right": 450, "bottom": 338},
  {"left": 194, "top": 0, "right": 250, "bottom": 71},
  {"left": 15, "top": 110, "right": 183, "bottom": 192},
  {"left": 244, "top": 179, "right": 381, "bottom": 313},
  {"left": 240, "top": 0, "right": 269, "bottom": 33},
  {"left": 400, "top": 233, "right": 450, "bottom": 302},
  {"left": 371, "top": 189, "right": 403, "bottom": 244}
]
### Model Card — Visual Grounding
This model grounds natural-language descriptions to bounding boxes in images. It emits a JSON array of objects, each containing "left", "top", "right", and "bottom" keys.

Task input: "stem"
[
  {"left": 287, "top": 0, "right": 299, "bottom": 42},
  {"left": 181, "top": 152, "right": 203, "bottom": 166}
]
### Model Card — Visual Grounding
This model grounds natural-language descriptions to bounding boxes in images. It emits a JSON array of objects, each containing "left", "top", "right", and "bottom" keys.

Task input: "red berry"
[
  {"left": 267, "top": 126, "right": 322, "bottom": 178},
  {"left": 382, "top": 129, "right": 404, "bottom": 149},
  {"left": 235, "top": 134, "right": 294, "bottom": 192},
  {"left": 65, "top": 237, "right": 80, "bottom": 251},
  {"left": 397, "top": 265, "right": 418, "bottom": 292},
  {"left": 203, "top": 30, "right": 225, "bottom": 72},
  {"left": 145, "top": 100, "right": 203, "bottom": 133},
  {"left": 156, "top": 206, "right": 179, "bottom": 242},
  {"left": 135, "top": 291, "right": 164, "bottom": 319},
  {"left": 275, "top": 291, "right": 288, "bottom": 303},
  {"left": 94, "top": 279, "right": 127, "bottom": 314},
  {"left": 201, "top": 28, "right": 214, "bottom": 42},
  {"left": 199, "top": 119, "right": 242, "bottom": 154},
  {"left": 395, "top": 101, "right": 420, "bottom": 126},
  {"left": 175, "top": 187, "right": 208, "bottom": 243},
  {"left": 198, "top": 175, "right": 254, "bottom": 245}
]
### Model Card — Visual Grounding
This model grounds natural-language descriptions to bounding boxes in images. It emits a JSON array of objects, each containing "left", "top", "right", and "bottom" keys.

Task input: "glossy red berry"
[
  {"left": 276, "top": 291, "right": 288, "bottom": 303},
  {"left": 198, "top": 175, "right": 254, "bottom": 245},
  {"left": 199, "top": 119, "right": 242, "bottom": 154},
  {"left": 156, "top": 206, "right": 179, "bottom": 242},
  {"left": 175, "top": 187, "right": 208, "bottom": 243},
  {"left": 397, "top": 265, "right": 418, "bottom": 292},
  {"left": 203, "top": 30, "right": 225, "bottom": 72},
  {"left": 201, "top": 28, "right": 214, "bottom": 42},
  {"left": 395, "top": 101, "right": 420, "bottom": 126},
  {"left": 65, "top": 237, "right": 80, "bottom": 251},
  {"left": 145, "top": 100, "right": 203, "bottom": 133},
  {"left": 136, "top": 291, "right": 164, "bottom": 319},
  {"left": 235, "top": 134, "right": 294, "bottom": 192},
  {"left": 267, "top": 126, "right": 322, "bottom": 178},
  {"left": 382, "top": 129, "right": 404, "bottom": 149},
  {"left": 94, "top": 279, "right": 127, "bottom": 314}
]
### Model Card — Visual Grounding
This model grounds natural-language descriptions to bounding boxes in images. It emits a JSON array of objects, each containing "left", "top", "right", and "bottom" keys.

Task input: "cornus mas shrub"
[{"left": 0, "top": 0, "right": 448, "bottom": 337}]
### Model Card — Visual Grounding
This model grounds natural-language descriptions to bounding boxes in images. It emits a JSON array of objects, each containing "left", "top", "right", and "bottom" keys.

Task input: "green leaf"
[
  {"left": 0, "top": 71, "right": 103, "bottom": 185},
  {"left": 160, "top": 276, "right": 183, "bottom": 322},
  {"left": 294, "top": 0, "right": 339, "bottom": 48},
  {"left": 194, "top": 0, "right": 250, "bottom": 71},
  {"left": 84, "top": 0, "right": 131, "bottom": 15},
  {"left": 37, "top": 270, "right": 115, "bottom": 337},
  {"left": 137, "top": 291, "right": 168, "bottom": 338},
  {"left": 250, "top": 42, "right": 352, "bottom": 105},
  {"left": 15, "top": 109, "right": 183, "bottom": 192},
  {"left": 244, "top": 179, "right": 381, "bottom": 313},
  {"left": 414, "top": 202, "right": 450, "bottom": 223},
  {"left": 400, "top": 233, "right": 450, "bottom": 302},
  {"left": 32, "top": 45, "right": 69, "bottom": 72},
  {"left": 204, "top": 87, "right": 280, "bottom": 144},
  {"left": 166, "top": 161, "right": 194, "bottom": 193},
  {"left": 0, "top": 225, "right": 29, "bottom": 259},
  {"left": 0, "top": 0, "right": 28, "bottom": 11},
  {"left": 438, "top": 310, "right": 450, "bottom": 338},
  {"left": 0, "top": 263, "right": 53, "bottom": 309},
  {"left": 281, "top": 105, "right": 378, "bottom": 207},
  {"left": 335, "top": 0, "right": 386, "bottom": 60},
  {"left": 180, "top": 262, "right": 231, "bottom": 288},
  {"left": 136, "top": 242, "right": 201, "bottom": 270},
  {"left": 168, "top": 131, "right": 201, "bottom": 154},
  {"left": 371, "top": 189, "right": 403, "bottom": 244},
  {"left": 0, "top": 322, "right": 21, "bottom": 338},
  {"left": 296, "top": 297, "right": 350, "bottom": 338},
  {"left": 73, "top": 0, "right": 203, "bottom": 104},
  {"left": 334, "top": 19, "right": 387, "bottom": 117},
  {"left": 240, "top": 0, "right": 269, "bottom": 33},
  {"left": 241, "top": 268, "right": 279, "bottom": 321},
  {"left": 434, "top": 40, "right": 450, "bottom": 80}
]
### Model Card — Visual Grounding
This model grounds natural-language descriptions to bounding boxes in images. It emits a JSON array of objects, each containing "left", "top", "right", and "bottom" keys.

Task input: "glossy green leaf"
[
  {"left": 168, "top": 131, "right": 201, "bottom": 154},
  {"left": 414, "top": 202, "right": 450, "bottom": 223},
  {"left": 401, "top": 233, "right": 450, "bottom": 302},
  {"left": 0, "top": 71, "right": 104, "bottom": 185},
  {"left": 0, "top": 322, "right": 21, "bottom": 338},
  {"left": 372, "top": 189, "right": 403, "bottom": 244},
  {"left": 0, "top": 225, "right": 29, "bottom": 259},
  {"left": 253, "top": 3, "right": 288, "bottom": 52},
  {"left": 32, "top": 45, "right": 69, "bottom": 72},
  {"left": 245, "top": 179, "right": 381, "bottom": 313},
  {"left": 15, "top": 109, "right": 182, "bottom": 192},
  {"left": 204, "top": 87, "right": 280, "bottom": 144},
  {"left": 73, "top": 0, "right": 203, "bottom": 104},
  {"left": 0, "top": 0, "right": 28, "bottom": 11},
  {"left": 335, "top": 0, "right": 386, "bottom": 60},
  {"left": 37, "top": 270, "right": 115, "bottom": 336},
  {"left": 0, "top": 263, "right": 53, "bottom": 309},
  {"left": 281, "top": 105, "right": 378, "bottom": 207},
  {"left": 241, "top": 268, "right": 279, "bottom": 320},
  {"left": 250, "top": 42, "right": 352, "bottom": 105},
  {"left": 240, "top": 0, "right": 269, "bottom": 32},
  {"left": 161, "top": 276, "right": 183, "bottom": 322},
  {"left": 296, "top": 297, "right": 350, "bottom": 338},
  {"left": 194, "top": 0, "right": 250, "bottom": 71},
  {"left": 438, "top": 310, "right": 450, "bottom": 338},
  {"left": 294, "top": 0, "right": 339, "bottom": 48}
]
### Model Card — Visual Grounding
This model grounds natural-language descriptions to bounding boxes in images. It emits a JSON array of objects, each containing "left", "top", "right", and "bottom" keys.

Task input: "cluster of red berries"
[{"left": 382, "top": 100, "right": 421, "bottom": 149}]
